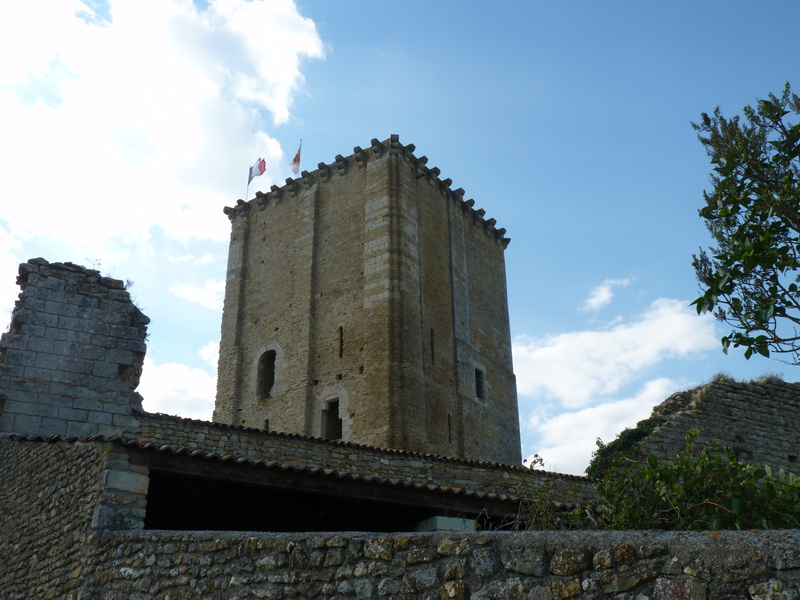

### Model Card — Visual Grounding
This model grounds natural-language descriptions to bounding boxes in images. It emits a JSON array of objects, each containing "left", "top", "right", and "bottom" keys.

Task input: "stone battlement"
[{"left": 223, "top": 134, "right": 511, "bottom": 248}]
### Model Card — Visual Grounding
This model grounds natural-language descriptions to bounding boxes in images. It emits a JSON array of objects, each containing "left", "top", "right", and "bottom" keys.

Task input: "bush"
[{"left": 592, "top": 431, "right": 800, "bottom": 530}]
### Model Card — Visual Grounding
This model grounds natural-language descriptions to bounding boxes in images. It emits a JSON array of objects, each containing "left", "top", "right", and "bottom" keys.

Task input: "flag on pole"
[
  {"left": 248, "top": 158, "right": 266, "bottom": 185},
  {"left": 290, "top": 140, "right": 302, "bottom": 175}
]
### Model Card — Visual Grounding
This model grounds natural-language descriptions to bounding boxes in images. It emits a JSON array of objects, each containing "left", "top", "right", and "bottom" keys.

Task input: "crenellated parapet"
[{"left": 223, "top": 134, "right": 511, "bottom": 248}]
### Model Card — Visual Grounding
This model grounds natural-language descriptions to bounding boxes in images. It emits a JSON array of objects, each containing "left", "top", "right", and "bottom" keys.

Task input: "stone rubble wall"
[
  {"left": 0, "top": 258, "right": 149, "bottom": 438},
  {"left": 74, "top": 529, "right": 800, "bottom": 600},
  {"left": 640, "top": 378, "right": 800, "bottom": 474},
  {"left": 0, "top": 437, "right": 107, "bottom": 599},
  {"left": 4, "top": 436, "right": 800, "bottom": 600},
  {"left": 137, "top": 412, "right": 597, "bottom": 504}
]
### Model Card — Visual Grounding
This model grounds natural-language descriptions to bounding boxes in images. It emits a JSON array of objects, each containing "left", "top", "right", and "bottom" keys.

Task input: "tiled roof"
[
  {"left": 138, "top": 411, "right": 594, "bottom": 483},
  {"left": 6, "top": 433, "right": 528, "bottom": 505}
]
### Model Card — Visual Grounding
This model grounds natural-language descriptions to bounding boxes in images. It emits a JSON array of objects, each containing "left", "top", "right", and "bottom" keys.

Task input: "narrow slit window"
[
  {"left": 474, "top": 368, "right": 485, "bottom": 400},
  {"left": 322, "top": 399, "right": 343, "bottom": 440},
  {"left": 430, "top": 328, "right": 435, "bottom": 364},
  {"left": 257, "top": 350, "right": 276, "bottom": 398},
  {"left": 338, "top": 326, "right": 344, "bottom": 358}
]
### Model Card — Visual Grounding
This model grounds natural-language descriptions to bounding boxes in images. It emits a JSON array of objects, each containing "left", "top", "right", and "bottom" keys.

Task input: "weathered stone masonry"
[
  {"left": 215, "top": 135, "right": 521, "bottom": 465},
  {"left": 639, "top": 377, "right": 800, "bottom": 475},
  {"left": 0, "top": 258, "right": 148, "bottom": 439}
]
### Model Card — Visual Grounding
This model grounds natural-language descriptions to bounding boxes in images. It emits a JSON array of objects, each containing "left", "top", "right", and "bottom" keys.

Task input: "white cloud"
[
  {"left": 199, "top": 340, "right": 220, "bottom": 370},
  {"left": 527, "top": 377, "right": 679, "bottom": 475},
  {"left": 581, "top": 278, "right": 630, "bottom": 312},
  {"left": 0, "top": 0, "right": 323, "bottom": 260},
  {"left": 169, "top": 279, "right": 226, "bottom": 310},
  {"left": 138, "top": 357, "right": 216, "bottom": 420},
  {"left": 513, "top": 298, "right": 718, "bottom": 408}
]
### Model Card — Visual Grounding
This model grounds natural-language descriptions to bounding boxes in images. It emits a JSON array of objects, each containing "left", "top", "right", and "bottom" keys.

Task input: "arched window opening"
[
  {"left": 257, "top": 350, "right": 276, "bottom": 398},
  {"left": 322, "top": 399, "right": 343, "bottom": 440}
]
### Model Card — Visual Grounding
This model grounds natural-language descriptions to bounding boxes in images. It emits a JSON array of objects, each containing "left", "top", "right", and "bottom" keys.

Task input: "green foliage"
[
  {"left": 585, "top": 417, "right": 664, "bottom": 479},
  {"left": 591, "top": 431, "right": 800, "bottom": 530},
  {"left": 692, "top": 83, "right": 800, "bottom": 363}
]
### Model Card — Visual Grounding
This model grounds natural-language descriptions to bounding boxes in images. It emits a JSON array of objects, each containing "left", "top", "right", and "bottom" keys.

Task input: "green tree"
[{"left": 692, "top": 83, "right": 800, "bottom": 362}]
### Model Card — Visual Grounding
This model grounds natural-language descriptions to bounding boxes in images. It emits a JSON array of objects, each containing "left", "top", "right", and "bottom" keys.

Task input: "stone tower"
[{"left": 214, "top": 135, "right": 521, "bottom": 464}]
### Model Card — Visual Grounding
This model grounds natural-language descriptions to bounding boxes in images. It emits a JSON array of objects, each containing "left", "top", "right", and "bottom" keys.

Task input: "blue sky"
[{"left": 1, "top": 0, "right": 799, "bottom": 474}]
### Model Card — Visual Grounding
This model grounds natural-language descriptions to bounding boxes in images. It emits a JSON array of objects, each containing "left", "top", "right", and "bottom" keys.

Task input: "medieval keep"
[{"left": 215, "top": 135, "right": 521, "bottom": 465}]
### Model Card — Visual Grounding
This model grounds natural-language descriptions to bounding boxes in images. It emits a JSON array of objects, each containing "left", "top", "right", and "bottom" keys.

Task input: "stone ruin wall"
[
  {"left": 639, "top": 377, "right": 800, "bottom": 474},
  {"left": 0, "top": 258, "right": 149, "bottom": 439},
  {"left": 2, "top": 437, "right": 800, "bottom": 600}
]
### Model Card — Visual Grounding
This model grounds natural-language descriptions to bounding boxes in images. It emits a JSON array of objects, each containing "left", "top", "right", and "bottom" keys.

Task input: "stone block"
[
  {"left": 500, "top": 541, "right": 547, "bottom": 576},
  {"left": 0, "top": 363, "right": 25, "bottom": 380},
  {"left": 108, "top": 324, "right": 140, "bottom": 340},
  {"left": 64, "top": 420, "right": 100, "bottom": 438},
  {"left": 106, "top": 348, "right": 134, "bottom": 365},
  {"left": 44, "top": 300, "right": 73, "bottom": 317},
  {"left": 105, "top": 469, "right": 149, "bottom": 495},
  {"left": 2, "top": 349, "right": 38, "bottom": 367},
  {"left": 97, "top": 400, "right": 132, "bottom": 415},
  {"left": 653, "top": 577, "right": 707, "bottom": 600},
  {"left": 87, "top": 411, "right": 114, "bottom": 425},
  {"left": 92, "top": 361, "right": 119, "bottom": 378},
  {"left": 19, "top": 323, "right": 45, "bottom": 337},
  {"left": 40, "top": 276, "right": 66, "bottom": 291},
  {"left": 112, "top": 413, "right": 139, "bottom": 428},
  {"left": 31, "top": 311, "right": 60, "bottom": 327},
  {"left": 116, "top": 339, "right": 148, "bottom": 354},
  {"left": 58, "top": 406, "right": 89, "bottom": 421},
  {"left": 23, "top": 365, "right": 61, "bottom": 382},
  {"left": 57, "top": 356, "right": 95, "bottom": 375},
  {"left": 550, "top": 549, "right": 592, "bottom": 576},
  {"left": 34, "top": 353, "right": 60, "bottom": 370},
  {"left": 38, "top": 417, "right": 68, "bottom": 437},
  {"left": 11, "top": 413, "right": 43, "bottom": 434}
]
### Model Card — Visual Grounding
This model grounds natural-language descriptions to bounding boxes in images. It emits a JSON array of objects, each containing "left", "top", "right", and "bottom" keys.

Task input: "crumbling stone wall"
[
  {"left": 0, "top": 258, "right": 148, "bottom": 438},
  {"left": 639, "top": 377, "right": 800, "bottom": 474}
]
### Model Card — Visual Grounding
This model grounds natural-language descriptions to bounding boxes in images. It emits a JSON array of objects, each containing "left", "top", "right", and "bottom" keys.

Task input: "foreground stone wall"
[
  {"left": 74, "top": 529, "right": 800, "bottom": 600},
  {"left": 138, "top": 412, "right": 596, "bottom": 503},
  {"left": 0, "top": 258, "right": 149, "bottom": 438},
  {"left": 640, "top": 377, "right": 800, "bottom": 474}
]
